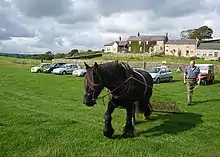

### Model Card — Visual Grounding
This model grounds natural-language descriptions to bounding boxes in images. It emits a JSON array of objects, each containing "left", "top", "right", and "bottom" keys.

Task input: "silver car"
[
  {"left": 52, "top": 64, "right": 81, "bottom": 75},
  {"left": 149, "top": 66, "right": 173, "bottom": 83}
]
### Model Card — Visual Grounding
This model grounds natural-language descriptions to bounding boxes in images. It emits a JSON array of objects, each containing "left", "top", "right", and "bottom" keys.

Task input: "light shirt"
[{"left": 184, "top": 66, "right": 200, "bottom": 79}]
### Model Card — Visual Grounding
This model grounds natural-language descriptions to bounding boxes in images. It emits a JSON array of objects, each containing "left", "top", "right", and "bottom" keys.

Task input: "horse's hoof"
[
  {"left": 122, "top": 126, "right": 135, "bottom": 138},
  {"left": 103, "top": 128, "right": 114, "bottom": 138}
]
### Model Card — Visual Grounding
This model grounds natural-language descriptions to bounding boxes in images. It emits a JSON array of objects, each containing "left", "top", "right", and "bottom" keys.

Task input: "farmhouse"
[
  {"left": 165, "top": 39, "right": 199, "bottom": 57},
  {"left": 196, "top": 43, "right": 220, "bottom": 60},
  {"left": 127, "top": 32, "right": 168, "bottom": 54},
  {"left": 104, "top": 38, "right": 128, "bottom": 53}
]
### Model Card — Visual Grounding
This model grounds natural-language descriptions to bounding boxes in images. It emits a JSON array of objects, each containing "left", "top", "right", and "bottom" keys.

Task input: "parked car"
[
  {"left": 42, "top": 62, "right": 66, "bottom": 73},
  {"left": 52, "top": 64, "right": 81, "bottom": 75},
  {"left": 31, "top": 63, "right": 51, "bottom": 73},
  {"left": 184, "top": 64, "right": 214, "bottom": 85},
  {"left": 72, "top": 68, "right": 87, "bottom": 77},
  {"left": 149, "top": 66, "right": 173, "bottom": 83}
]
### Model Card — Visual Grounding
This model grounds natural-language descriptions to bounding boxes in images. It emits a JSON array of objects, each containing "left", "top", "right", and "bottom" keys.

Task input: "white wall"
[
  {"left": 165, "top": 44, "right": 197, "bottom": 57},
  {"left": 104, "top": 42, "right": 118, "bottom": 53},
  {"left": 196, "top": 49, "right": 220, "bottom": 60}
]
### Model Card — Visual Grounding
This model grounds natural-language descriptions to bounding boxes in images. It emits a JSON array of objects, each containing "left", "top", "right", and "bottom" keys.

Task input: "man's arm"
[
  {"left": 197, "top": 67, "right": 201, "bottom": 84},
  {"left": 184, "top": 67, "right": 187, "bottom": 83}
]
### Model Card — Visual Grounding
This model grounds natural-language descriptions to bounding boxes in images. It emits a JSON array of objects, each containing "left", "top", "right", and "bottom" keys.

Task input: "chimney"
[
  {"left": 138, "top": 32, "right": 140, "bottom": 37},
  {"left": 119, "top": 36, "right": 121, "bottom": 41}
]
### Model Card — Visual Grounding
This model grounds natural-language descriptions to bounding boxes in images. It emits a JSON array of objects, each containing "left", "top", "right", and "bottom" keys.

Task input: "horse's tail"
[{"left": 135, "top": 99, "right": 152, "bottom": 118}]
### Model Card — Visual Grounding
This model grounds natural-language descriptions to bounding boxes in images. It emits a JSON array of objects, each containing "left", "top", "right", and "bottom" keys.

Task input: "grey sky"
[{"left": 0, "top": 0, "right": 219, "bottom": 53}]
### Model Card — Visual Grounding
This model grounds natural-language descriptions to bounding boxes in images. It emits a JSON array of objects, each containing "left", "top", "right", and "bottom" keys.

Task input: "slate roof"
[
  {"left": 104, "top": 41, "right": 115, "bottom": 46},
  {"left": 197, "top": 43, "right": 220, "bottom": 50},
  {"left": 117, "top": 41, "right": 127, "bottom": 46},
  {"left": 127, "top": 35, "right": 167, "bottom": 41},
  {"left": 104, "top": 41, "right": 127, "bottom": 46},
  {"left": 166, "top": 39, "right": 198, "bottom": 45}
]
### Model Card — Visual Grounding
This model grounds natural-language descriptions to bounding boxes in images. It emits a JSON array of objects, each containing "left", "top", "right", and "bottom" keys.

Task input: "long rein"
[{"left": 97, "top": 76, "right": 200, "bottom": 106}]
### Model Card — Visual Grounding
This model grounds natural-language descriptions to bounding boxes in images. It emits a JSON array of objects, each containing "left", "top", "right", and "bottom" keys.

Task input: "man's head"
[{"left": 190, "top": 60, "right": 195, "bottom": 67}]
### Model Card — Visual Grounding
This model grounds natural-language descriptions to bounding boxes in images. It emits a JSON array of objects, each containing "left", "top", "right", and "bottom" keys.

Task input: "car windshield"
[
  {"left": 197, "top": 66, "right": 208, "bottom": 71},
  {"left": 149, "top": 67, "right": 161, "bottom": 73},
  {"left": 35, "top": 63, "right": 46, "bottom": 67},
  {"left": 60, "top": 64, "right": 67, "bottom": 68},
  {"left": 47, "top": 64, "right": 55, "bottom": 68}
]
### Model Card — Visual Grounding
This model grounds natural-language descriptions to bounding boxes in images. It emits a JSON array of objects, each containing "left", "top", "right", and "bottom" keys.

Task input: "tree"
[
  {"left": 180, "top": 25, "right": 213, "bottom": 40},
  {"left": 68, "top": 49, "right": 78, "bottom": 56}
]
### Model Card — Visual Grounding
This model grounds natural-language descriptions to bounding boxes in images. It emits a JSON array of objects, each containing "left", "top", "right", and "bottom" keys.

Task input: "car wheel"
[
  {"left": 37, "top": 70, "right": 41, "bottom": 73},
  {"left": 82, "top": 73, "right": 86, "bottom": 77},
  {"left": 203, "top": 78, "right": 207, "bottom": 85},
  {"left": 169, "top": 77, "right": 173, "bottom": 82},
  {"left": 156, "top": 78, "right": 160, "bottom": 84},
  {"left": 62, "top": 71, "right": 67, "bottom": 75}
]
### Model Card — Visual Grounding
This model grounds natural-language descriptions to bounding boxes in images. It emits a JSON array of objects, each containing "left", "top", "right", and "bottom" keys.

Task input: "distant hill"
[{"left": 0, "top": 53, "right": 41, "bottom": 59}]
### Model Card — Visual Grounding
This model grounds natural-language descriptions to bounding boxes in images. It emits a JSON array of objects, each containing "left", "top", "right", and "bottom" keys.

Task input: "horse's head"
[{"left": 83, "top": 62, "right": 104, "bottom": 107}]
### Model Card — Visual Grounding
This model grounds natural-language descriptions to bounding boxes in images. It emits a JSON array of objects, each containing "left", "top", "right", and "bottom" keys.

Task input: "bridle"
[{"left": 85, "top": 68, "right": 104, "bottom": 101}]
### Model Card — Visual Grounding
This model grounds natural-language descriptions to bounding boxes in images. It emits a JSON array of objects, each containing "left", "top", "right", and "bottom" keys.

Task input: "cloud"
[
  {"left": 13, "top": 0, "right": 71, "bottom": 18},
  {"left": 0, "top": 0, "right": 220, "bottom": 53}
]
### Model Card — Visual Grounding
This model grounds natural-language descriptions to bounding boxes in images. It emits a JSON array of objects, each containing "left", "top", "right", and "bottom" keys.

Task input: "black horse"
[{"left": 83, "top": 60, "right": 153, "bottom": 138}]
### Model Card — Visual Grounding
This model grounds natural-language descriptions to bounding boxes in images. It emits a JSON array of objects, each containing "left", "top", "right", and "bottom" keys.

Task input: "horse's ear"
[
  {"left": 94, "top": 62, "right": 99, "bottom": 69},
  {"left": 84, "top": 62, "right": 90, "bottom": 69}
]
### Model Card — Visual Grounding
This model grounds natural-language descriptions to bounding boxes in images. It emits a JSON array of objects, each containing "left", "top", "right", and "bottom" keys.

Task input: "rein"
[{"left": 97, "top": 76, "right": 200, "bottom": 106}]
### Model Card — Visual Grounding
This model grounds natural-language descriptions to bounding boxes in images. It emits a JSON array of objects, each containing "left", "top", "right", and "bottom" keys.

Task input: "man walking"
[{"left": 184, "top": 60, "right": 201, "bottom": 106}]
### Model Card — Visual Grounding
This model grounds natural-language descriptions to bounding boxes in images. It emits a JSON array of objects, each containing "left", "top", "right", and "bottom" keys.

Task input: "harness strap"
[{"left": 133, "top": 70, "right": 148, "bottom": 95}]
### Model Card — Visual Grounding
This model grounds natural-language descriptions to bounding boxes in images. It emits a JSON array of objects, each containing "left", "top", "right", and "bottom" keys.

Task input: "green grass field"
[{"left": 0, "top": 57, "right": 220, "bottom": 157}]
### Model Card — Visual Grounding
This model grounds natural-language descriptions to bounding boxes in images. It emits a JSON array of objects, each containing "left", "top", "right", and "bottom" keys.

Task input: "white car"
[
  {"left": 149, "top": 66, "right": 173, "bottom": 83},
  {"left": 72, "top": 68, "right": 87, "bottom": 77},
  {"left": 52, "top": 64, "right": 81, "bottom": 75}
]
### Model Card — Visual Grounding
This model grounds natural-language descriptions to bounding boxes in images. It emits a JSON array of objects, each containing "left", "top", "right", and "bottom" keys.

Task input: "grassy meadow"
[{"left": 0, "top": 57, "right": 220, "bottom": 157}]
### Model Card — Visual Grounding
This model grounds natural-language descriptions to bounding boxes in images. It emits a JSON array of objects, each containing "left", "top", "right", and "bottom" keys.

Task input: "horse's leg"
[
  {"left": 141, "top": 98, "right": 152, "bottom": 120},
  {"left": 103, "top": 101, "right": 115, "bottom": 138},
  {"left": 122, "top": 104, "right": 135, "bottom": 138},
  {"left": 132, "top": 103, "right": 136, "bottom": 125}
]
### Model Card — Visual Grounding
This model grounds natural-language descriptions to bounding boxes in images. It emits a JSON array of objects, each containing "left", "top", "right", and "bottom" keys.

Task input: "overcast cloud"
[{"left": 0, "top": 0, "right": 220, "bottom": 53}]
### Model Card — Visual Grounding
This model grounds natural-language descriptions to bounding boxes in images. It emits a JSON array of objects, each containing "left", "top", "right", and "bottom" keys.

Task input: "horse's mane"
[{"left": 98, "top": 61, "right": 121, "bottom": 72}]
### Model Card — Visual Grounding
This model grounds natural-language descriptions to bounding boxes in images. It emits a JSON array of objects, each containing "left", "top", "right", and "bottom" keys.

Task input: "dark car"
[{"left": 43, "top": 63, "right": 66, "bottom": 73}]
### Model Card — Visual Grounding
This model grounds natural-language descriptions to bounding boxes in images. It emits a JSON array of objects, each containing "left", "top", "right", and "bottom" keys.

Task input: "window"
[
  {"left": 173, "top": 49, "right": 176, "bottom": 52},
  {"left": 156, "top": 47, "right": 160, "bottom": 51},
  {"left": 209, "top": 52, "right": 212, "bottom": 57},
  {"left": 190, "top": 51, "right": 193, "bottom": 54},
  {"left": 214, "top": 52, "right": 218, "bottom": 57},
  {"left": 139, "top": 41, "right": 141, "bottom": 45},
  {"left": 161, "top": 68, "right": 166, "bottom": 73},
  {"left": 128, "top": 47, "right": 131, "bottom": 51},
  {"left": 140, "top": 47, "right": 142, "bottom": 52},
  {"left": 166, "top": 50, "right": 168, "bottom": 52},
  {"left": 186, "top": 50, "right": 189, "bottom": 56},
  {"left": 107, "top": 47, "right": 110, "bottom": 51},
  {"left": 166, "top": 68, "right": 171, "bottom": 72}
]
